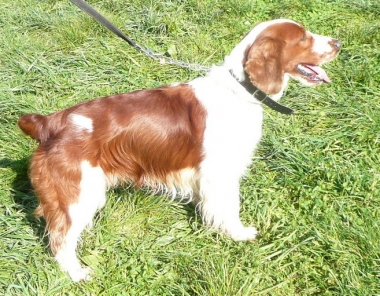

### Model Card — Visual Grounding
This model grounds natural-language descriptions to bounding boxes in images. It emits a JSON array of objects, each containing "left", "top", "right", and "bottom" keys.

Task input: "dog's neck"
[{"left": 227, "top": 69, "right": 294, "bottom": 115}]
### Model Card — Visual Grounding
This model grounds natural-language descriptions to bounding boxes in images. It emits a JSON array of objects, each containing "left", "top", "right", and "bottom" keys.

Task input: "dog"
[{"left": 18, "top": 19, "right": 341, "bottom": 281}]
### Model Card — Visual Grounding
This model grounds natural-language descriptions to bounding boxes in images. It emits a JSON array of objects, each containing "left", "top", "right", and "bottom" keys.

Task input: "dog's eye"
[{"left": 300, "top": 34, "right": 307, "bottom": 42}]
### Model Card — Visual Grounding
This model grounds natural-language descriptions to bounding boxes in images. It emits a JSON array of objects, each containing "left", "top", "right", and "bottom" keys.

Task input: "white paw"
[
  {"left": 68, "top": 266, "right": 92, "bottom": 282},
  {"left": 229, "top": 226, "right": 258, "bottom": 241}
]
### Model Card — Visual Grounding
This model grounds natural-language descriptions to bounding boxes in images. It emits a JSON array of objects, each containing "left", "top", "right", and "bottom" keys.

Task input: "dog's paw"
[
  {"left": 229, "top": 226, "right": 258, "bottom": 241},
  {"left": 68, "top": 266, "right": 92, "bottom": 282}
]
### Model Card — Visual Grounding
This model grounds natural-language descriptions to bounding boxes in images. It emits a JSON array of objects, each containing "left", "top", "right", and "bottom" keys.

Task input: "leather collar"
[{"left": 234, "top": 72, "right": 294, "bottom": 115}]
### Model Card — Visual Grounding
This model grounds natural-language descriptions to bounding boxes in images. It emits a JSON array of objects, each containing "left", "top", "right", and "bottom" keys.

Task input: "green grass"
[{"left": 1, "top": 0, "right": 379, "bottom": 295}]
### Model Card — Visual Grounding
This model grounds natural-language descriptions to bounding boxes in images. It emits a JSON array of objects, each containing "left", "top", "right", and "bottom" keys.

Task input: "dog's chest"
[
  {"left": 189, "top": 72, "right": 264, "bottom": 174},
  {"left": 189, "top": 70, "right": 264, "bottom": 144}
]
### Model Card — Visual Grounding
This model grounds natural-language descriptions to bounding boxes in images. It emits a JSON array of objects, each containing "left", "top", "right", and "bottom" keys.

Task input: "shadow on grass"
[
  {"left": 0, "top": 157, "right": 46, "bottom": 239},
  {"left": 111, "top": 184, "right": 201, "bottom": 227}
]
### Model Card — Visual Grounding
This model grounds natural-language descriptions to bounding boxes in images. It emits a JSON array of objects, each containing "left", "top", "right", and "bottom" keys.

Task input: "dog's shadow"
[{"left": 0, "top": 157, "right": 46, "bottom": 238}]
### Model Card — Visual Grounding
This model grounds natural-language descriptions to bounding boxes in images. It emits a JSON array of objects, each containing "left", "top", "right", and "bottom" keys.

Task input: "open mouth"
[{"left": 296, "top": 64, "right": 331, "bottom": 83}]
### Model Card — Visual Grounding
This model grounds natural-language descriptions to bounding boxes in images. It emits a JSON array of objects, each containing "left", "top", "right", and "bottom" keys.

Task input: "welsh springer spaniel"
[{"left": 19, "top": 19, "right": 341, "bottom": 281}]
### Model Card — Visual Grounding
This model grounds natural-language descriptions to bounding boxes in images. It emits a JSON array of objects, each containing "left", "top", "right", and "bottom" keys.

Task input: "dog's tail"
[{"left": 18, "top": 113, "right": 61, "bottom": 144}]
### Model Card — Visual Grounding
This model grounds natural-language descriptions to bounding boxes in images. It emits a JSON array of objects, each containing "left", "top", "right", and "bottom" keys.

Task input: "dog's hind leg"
[
  {"left": 54, "top": 160, "right": 106, "bottom": 282},
  {"left": 34, "top": 158, "right": 107, "bottom": 282}
]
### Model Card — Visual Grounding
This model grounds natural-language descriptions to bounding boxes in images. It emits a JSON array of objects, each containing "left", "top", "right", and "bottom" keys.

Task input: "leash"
[
  {"left": 70, "top": 0, "right": 293, "bottom": 114},
  {"left": 70, "top": 0, "right": 210, "bottom": 72}
]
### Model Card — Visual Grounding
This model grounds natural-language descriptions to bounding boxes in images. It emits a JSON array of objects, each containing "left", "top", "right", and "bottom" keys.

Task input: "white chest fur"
[{"left": 190, "top": 66, "right": 264, "bottom": 179}]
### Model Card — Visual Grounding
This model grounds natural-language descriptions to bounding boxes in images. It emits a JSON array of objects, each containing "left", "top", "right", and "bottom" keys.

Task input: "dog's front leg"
[{"left": 198, "top": 177, "right": 258, "bottom": 241}]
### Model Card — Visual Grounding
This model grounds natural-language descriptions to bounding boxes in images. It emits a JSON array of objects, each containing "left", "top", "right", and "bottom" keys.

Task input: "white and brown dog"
[{"left": 19, "top": 19, "right": 341, "bottom": 281}]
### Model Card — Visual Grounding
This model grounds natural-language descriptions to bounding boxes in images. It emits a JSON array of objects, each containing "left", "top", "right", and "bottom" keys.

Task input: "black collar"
[{"left": 233, "top": 72, "right": 294, "bottom": 115}]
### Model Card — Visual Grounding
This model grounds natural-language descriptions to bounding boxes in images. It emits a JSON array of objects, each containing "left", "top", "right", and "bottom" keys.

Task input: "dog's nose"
[{"left": 332, "top": 39, "right": 342, "bottom": 50}]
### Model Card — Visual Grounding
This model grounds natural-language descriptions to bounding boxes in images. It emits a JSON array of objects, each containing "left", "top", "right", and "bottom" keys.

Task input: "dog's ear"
[{"left": 244, "top": 37, "right": 286, "bottom": 95}]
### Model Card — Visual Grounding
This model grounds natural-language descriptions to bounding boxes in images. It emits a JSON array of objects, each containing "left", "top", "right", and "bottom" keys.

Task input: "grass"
[{"left": 1, "top": 0, "right": 379, "bottom": 295}]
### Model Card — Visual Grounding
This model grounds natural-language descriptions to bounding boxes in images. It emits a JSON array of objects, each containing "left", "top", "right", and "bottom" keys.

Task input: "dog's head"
[{"left": 226, "top": 19, "right": 341, "bottom": 98}]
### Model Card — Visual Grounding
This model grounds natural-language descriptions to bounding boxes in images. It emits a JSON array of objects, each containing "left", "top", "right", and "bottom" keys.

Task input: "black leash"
[
  {"left": 70, "top": 0, "right": 210, "bottom": 71},
  {"left": 70, "top": 0, "right": 143, "bottom": 52},
  {"left": 70, "top": 0, "right": 293, "bottom": 114}
]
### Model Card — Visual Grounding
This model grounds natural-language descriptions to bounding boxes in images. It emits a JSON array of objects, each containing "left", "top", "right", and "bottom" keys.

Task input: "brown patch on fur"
[
  {"left": 31, "top": 148, "right": 81, "bottom": 254},
  {"left": 91, "top": 85, "right": 207, "bottom": 186},
  {"left": 19, "top": 84, "right": 206, "bottom": 253},
  {"left": 244, "top": 37, "right": 286, "bottom": 94}
]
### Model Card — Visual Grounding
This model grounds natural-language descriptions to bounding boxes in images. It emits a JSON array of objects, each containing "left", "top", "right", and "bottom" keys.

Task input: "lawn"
[{"left": 1, "top": 0, "right": 379, "bottom": 295}]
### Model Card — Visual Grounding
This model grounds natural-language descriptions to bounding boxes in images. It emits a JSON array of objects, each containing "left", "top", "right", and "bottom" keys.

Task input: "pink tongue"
[{"left": 305, "top": 65, "right": 331, "bottom": 83}]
